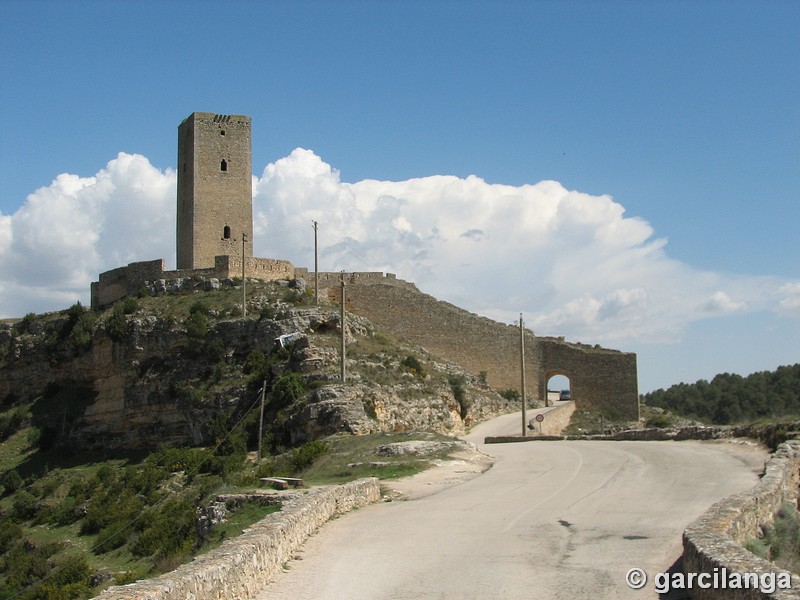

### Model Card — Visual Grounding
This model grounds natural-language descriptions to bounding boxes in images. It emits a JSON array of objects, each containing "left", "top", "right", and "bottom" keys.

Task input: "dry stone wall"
[
  {"left": 92, "top": 478, "right": 381, "bottom": 600},
  {"left": 683, "top": 440, "right": 800, "bottom": 600}
]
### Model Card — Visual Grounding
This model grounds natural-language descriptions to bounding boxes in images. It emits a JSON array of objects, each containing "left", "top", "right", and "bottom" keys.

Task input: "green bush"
[
  {"left": 401, "top": 355, "right": 426, "bottom": 378},
  {"left": 106, "top": 303, "right": 130, "bottom": 342},
  {"left": 12, "top": 490, "right": 39, "bottom": 521},
  {"left": 448, "top": 375, "right": 471, "bottom": 419},
  {"left": 290, "top": 440, "right": 330, "bottom": 472},
  {"left": 50, "top": 496, "right": 83, "bottom": 527},
  {"left": 205, "top": 338, "right": 226, "bottom": 363},
  {"left": 244, "top": 349, "right": 267, "bottom": 376},
  {"left": 130, "top": 498, "right": 197, "bottom": 560},
  {"left": 0, "top": 520, "right": 23, "bottom": 554},
  {"left": 65, "top": 303, "right": 96, "bottom": 356},
  {"left": 645, "top": 414, "right": 673, "bottom": 429},
  {"left": 185, "top": 302, "right": 209, "bottom": 340},
  {"left": 148, "top": 446, "right": 208, "bottom": 475},
  {"left": 17, "top": 312, "right": 37, "bottom": 334},
  {"left": 499, "top": 388, "right": 520, "bottom": 402},
  {"left": 120, "top": 296, "right": 139, "bottom": 314},
  {"left": 271, "top": 372, "right": 307, "bottom": 411},
  {"left": 0, "top": 407, "right": 26, "bottom": 442},
  {"left": 1, "top": 540, "right": 53, "bottom": 594},
  {"left": 39, "top": 553, "right": 92, "bottom": 598}
]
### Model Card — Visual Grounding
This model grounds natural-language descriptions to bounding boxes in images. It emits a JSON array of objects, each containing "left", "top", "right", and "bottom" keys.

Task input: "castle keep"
[
  {"left": 91, "top": 113, "right": 291, "bottom": 309},
  {"left": 177, "top": 113, "right": 253, "bottom": 270},
  {"left": 89, "top": 112, "right": 639, "bottom": 418}
]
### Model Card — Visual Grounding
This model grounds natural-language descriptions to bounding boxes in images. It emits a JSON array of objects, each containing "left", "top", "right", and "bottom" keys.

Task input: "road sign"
[{"left": 535, "top": 413, "right": 544, "bottom": 422}]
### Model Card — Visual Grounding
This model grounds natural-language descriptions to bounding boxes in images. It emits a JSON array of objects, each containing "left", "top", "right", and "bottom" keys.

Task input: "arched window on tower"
[
  {"left": 221, "top": 159, "right": 228, "bottom": 172},
  {"left": 223, "top": 225, "right": 231, "bottom": 240}
]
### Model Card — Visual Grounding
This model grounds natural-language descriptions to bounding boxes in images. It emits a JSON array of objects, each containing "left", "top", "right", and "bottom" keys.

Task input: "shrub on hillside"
[
  {"left": 448, "top": 375, "right": 471, "bottom": 419},
  {"left": 290, "top": 440, "right": 330, "bottom": 472},
  {"left": 106, "top": 303, "right": 130, "bottom": 342},
  {"left": 271, "top": 372, "right": 307, "bottom": 411},
  {"left": 12, "top": 490, "right": 39, "bottom": 521},
  {"left": 185, "top": 301, "right": 209, "bottom": 341}
]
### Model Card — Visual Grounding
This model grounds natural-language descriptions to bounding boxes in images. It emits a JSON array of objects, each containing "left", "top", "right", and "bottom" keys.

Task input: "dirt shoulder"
[{"left": 380, "top": 440, "right": 494, "bottom": 501}]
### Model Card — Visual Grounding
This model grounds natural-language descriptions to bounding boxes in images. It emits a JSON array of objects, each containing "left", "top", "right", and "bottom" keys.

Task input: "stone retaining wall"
[
  {"left": 682, "top": 440, "right": 800, "bottom": 599},
  {"left": 92, "top": 478, "right": 381, "bottom": 600},
  {"left": 533, "top": 401, "right": 576, "bottom": 436}
]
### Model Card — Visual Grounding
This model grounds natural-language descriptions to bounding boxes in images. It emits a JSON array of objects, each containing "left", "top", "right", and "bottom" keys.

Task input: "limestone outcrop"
[{"left": 0, "top": 295, "right": 516, "bottom": 450}]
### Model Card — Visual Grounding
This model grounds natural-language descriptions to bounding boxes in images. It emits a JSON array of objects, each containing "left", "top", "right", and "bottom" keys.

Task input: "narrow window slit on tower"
[
  {"left": 223, "top": 225, "right": 231, "bottom": 239},
  {"left": 221, "top": 159, "right": 228, "bottom": 171}
]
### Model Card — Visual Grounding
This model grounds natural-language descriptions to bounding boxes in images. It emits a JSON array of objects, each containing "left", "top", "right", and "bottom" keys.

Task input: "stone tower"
[{"left": 176, "top": 112, "right": 253, "bottom": 270}]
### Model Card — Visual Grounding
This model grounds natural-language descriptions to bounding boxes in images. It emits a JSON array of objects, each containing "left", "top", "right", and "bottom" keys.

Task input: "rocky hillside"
[{"left": 0, "top": 278, "right": 515, "bottom": 452}]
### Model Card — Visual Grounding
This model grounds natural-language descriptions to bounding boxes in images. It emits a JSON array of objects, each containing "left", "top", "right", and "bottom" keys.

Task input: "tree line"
[{"left": 642, "top": 363, "right": 800, "bottom": 425}]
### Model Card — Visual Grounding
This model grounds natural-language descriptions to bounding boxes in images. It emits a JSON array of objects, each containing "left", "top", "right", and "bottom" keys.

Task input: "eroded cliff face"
[{"left": 0, "top": 303, "right": 515, "bottom": 450}]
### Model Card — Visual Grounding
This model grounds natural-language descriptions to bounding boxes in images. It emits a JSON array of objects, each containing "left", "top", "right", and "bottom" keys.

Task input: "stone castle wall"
[
  {"left": 90, "top": 263, "right": 638, "bottom": 418},
  {"left": 308, "top": 272, "right": 639, "bottom": 419},
  {"left": 91, "top": 256, "right": 294, "bottom": 309}
]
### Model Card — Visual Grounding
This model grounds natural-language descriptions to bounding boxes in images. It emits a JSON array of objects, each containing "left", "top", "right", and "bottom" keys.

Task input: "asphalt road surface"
[{"left": 255, "top": 413, "right": 767, "bottom": 599}]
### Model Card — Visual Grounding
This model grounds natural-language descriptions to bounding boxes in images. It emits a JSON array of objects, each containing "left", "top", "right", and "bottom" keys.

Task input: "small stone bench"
[{"left": 260, "top": 477, "right": 304, "bottom": 490}]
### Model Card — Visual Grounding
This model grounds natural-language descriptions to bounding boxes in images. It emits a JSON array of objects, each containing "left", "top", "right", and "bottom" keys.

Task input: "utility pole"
[
  {"left": 340, "top": 271, "right": 346, "bottom": 382},
  {"left": 520, "top": 313, "right": 527, "bottom": 437},
  {"left": 241, "top": 233, "right": 248, "bottom": 317},
  {"left": 313, "top": 221, "right": 319, "bottom": 305},
  {"left": 257, "top": 380, "right": 266, "bottom": 461}
]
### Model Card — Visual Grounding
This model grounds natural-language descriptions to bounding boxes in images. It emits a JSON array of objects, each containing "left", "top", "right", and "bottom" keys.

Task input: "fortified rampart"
[
  {"left": 302, "top": 270, "right": 639, "bottom": 420},
  {"left": 90, "top": 256, "right": 294, "bottom": 309},
  {"left": 90, "top": 263, "right": 637, "bottom": 418}
]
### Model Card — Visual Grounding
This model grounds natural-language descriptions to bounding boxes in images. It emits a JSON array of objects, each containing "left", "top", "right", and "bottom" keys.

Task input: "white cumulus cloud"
[
  {"left": 1, "top": 148, "right": 797, "bottom": 350},
  {"left": 0, "top": 153, "right": 174, "bottom": 315}
]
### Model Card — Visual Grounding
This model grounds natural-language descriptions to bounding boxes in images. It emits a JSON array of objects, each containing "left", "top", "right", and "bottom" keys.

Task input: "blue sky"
[{"left": 1, "top": 0, "right": 798, "bottom": 393}]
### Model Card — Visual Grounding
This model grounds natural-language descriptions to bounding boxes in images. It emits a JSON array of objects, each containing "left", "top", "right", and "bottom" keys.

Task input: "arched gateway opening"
[{"left": 545, "top": 371, "right": 572, "bottom": 406}]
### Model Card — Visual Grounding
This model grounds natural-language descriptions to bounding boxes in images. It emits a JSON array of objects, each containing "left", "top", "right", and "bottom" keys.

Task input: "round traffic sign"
[{"left": 535, "top": 413, "right": 544, "bottom": 422}]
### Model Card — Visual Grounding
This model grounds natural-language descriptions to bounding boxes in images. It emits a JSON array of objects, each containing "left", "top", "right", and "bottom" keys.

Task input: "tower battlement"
[{"left": 177, "top": 112, "right": 253, "bottom": 270}]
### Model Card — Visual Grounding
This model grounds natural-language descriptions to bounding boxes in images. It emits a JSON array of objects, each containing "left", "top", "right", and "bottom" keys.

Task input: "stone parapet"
[
  {"left": 92, "top": 478, "right": 381, "bottom": 600},
  {"left": 91, "top": 256, "right": 295, "bottom": 309},
  {"left": 683, "top": 440, "right": 800, "bottom": 599},
  {"left": 529, "top": 401, "right": 575, "bottom": 436}
]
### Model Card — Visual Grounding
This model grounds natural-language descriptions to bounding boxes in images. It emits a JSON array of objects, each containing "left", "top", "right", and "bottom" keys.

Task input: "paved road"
[{"left": 255, "top": 413, "right": 767, "bottom": 599}]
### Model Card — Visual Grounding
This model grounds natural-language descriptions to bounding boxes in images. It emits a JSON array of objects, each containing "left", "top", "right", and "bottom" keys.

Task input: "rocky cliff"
[{"left": 0, "top": 280, "right": 515, "bottom": 450}]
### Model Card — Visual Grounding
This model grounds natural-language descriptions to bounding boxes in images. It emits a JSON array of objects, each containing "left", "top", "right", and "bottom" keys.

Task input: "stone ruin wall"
[
  {"left": 309, "top": 272, "right": 639, "bottom": 420},
  {"left": 91, "top": 256, "right": 294, "bottom": 309}
]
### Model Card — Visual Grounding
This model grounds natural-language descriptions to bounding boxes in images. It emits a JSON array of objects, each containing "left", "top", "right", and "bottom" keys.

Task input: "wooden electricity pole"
[
  {"left": 241, "top": 233, "right": 248, "bottom": 317},
  {"left": 313, "top": 221, "right": 319, "bottom": 305},
  {"left": 520, "top": 313, "right": 527, "bottom": 437},
  {"left": 340, "top": 271, "right": 346, "bottom": 382},
  {"left": 257, "top": 380, "right": 266, "bottom": 461}
]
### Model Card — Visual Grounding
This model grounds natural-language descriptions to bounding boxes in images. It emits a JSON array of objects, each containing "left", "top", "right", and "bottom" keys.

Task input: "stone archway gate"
[{"left": 326, "top": 273, "right": 639, "bottom": 420}]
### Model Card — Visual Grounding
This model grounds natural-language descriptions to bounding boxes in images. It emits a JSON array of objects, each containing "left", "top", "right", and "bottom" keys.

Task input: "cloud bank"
[{"left": 2, "top": 149, "right": 797, "bottom": 347}]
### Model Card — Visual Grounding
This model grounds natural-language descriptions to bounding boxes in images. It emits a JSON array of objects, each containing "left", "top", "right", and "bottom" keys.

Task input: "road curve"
[{"left": 255, "top": 414, "right": 767, "bottom": 599}]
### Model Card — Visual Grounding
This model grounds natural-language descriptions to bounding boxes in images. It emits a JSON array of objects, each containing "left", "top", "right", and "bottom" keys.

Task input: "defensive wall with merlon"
[
  {"left": 302, "top": 270, "right": 639, "bottom": 420},
  {"left": 91, "top": 256, "right": 294, "bottom": 309}
]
